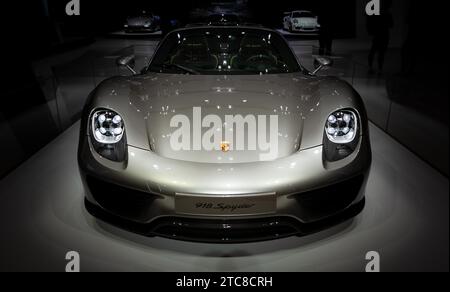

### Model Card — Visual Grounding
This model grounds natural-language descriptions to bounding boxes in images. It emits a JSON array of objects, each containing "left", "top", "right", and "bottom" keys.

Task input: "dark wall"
[
  {"left": 1, "top": 1, "right": 61, "bottom": 177},
  {"left": 2, "top": 1, "right": 49, "bottom": 116}
]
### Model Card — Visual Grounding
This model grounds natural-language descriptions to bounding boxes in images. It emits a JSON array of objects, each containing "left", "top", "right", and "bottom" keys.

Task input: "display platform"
[
  {"left": 0, "top": 122, "right": 447, "bottom": 272},
  {"left": 110, "top": 30, "right": 163, "bottom": 37},
  {"left": 275, "top": 28, "right": 319, "bottom": 38}
]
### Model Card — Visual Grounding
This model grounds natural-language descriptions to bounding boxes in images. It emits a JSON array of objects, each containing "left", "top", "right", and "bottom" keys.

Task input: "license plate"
[{"left": 175, "top": 193, "right": 276, "bottom": 216}]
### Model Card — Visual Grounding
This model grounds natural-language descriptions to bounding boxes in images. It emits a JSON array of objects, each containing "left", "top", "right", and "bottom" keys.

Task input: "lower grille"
[
  {"left": 151, "top": 217, "right": 301, "bottom": 243},
  {"left": 292, "top": 175, "right": 365, "bottom": 223},
  {"left": 86, "top": 176, "right": 159, "bottom": 223}
]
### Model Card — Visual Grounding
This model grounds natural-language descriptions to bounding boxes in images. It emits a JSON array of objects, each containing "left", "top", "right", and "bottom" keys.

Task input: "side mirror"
[
  {"left": 312, "top": 56, "right": 333, "bottom": 75},
  {"left": 116, "top": 55, "right": 137, "bottom": 75}
]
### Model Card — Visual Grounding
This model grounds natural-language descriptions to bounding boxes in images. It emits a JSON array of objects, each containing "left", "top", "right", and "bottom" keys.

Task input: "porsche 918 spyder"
[{"left": 78, "top": 26, "right": 371, "bottom": 243}]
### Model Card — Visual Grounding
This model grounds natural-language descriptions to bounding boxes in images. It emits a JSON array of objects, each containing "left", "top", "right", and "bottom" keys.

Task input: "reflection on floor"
[
  {"left": 0, "top": 122, "right": 447, "bottom": 272},
  {"left": 110, "top": 30, "right": 163, "bottom": 37},
  {"left": 275, "top": 28, "right": 319, "bottom": 38}
]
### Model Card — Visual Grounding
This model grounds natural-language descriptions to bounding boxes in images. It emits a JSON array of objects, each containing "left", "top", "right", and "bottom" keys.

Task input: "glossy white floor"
[{"left": 0, "top": 122, "right": 447, "bottom": 272}]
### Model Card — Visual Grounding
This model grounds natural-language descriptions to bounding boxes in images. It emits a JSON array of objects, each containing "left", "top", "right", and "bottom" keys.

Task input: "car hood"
[
  {"left": 126, "top": 16, "right": 153, "bottom": 25},
  {"left": 124, "top": 74, "right": 322, "bottom": 163},
  {"left": 292, "top": 17, "right": 318, "bottom": 26}
]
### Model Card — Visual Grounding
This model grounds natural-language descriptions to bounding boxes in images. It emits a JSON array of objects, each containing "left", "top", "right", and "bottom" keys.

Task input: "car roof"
[
  {"left": 292, "top": 10, "right": 313, "bottom": 14},
  {"left": 208, "top": 13, "right": 238, "bottom": 16},
  {"left": 180, "top": 24, "right": 268, "bottom": 31}
]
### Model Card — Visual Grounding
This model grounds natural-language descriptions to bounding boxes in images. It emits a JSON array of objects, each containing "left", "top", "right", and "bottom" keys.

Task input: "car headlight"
[
  {"left": 90, "top": 109, "right": 127, "bottom": 162},
  {"left": 92, "top": 110, "right": 124, "bottom": 143},
  {"left": 323, "top": 109, "right": 360, "bottom": 162},
  {"left": 325, "top": 110, "right": 357, "bottom": 144}
]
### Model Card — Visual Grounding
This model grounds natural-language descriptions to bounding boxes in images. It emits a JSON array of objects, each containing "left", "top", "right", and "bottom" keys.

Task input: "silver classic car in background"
[
  {"left": 207, "top": 13, "right": 240, "bottom": 26},
  {"left": 78, "top": 26, "right": 371, "bottom": 243},
  {"left": 124, "top": 10, "right": 161, "bottom": 33},
  {"left": 283, "top": 10, "right": 321, "bottom": 33}
]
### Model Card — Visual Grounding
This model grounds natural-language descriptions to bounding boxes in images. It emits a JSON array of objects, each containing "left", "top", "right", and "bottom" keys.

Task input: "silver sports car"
[
  {"left": 123, "top": 10, "right": 161, "bottom": 33},
  {"left": 78, "top": 26, "right": 371, "bottom": 243}
]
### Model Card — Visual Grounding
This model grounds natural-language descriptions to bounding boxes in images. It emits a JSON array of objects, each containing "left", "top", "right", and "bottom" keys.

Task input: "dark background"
[
  {"left": 2, "top": 0, "right": 445, "bottom": 114},
  {"left": 1, "top": 0, "right": 356, "bottom": 120},
  {"left": 6, "top": 1, "right": 356, "bottom": 41}
]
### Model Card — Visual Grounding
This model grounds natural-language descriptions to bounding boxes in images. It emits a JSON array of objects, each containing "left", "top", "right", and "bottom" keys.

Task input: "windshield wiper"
[{"left": 154, "top": 63, "right": 199, "bottom": 75}]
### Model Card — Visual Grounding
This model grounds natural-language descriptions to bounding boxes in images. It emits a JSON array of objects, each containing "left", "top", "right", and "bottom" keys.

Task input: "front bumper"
[
  {"left": 85, "top": 197, "right": 365, "bottom": 243},
  {"left": 124, "top": 25, "right": 159, "bottom": 33},
  {"left": 78, "top": 131, "right": 371, "bottom": 242},
  {"left": 291, "top": 26, "right": 320, "bottom": 33}
]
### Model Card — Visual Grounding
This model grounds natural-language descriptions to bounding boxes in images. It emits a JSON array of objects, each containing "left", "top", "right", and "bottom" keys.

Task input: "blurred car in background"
[
  {"left": 207, "top": 13, "right": 240, "bottom": 26},
  {"left": 124, "top": 10, "right": 161, "bottom": 33},
  {"left": 283, "top": 10, "right": 320, "bottom": 33}
]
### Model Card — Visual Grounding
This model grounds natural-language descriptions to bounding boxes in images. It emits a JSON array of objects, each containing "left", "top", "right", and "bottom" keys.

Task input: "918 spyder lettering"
[{"left": 195, "top": 202, "right": 256, "bottom": 212}]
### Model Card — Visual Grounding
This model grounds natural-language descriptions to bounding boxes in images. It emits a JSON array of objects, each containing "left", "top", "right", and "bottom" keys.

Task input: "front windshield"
[
  {"left": 129, "top": 10, "right": 152, "bottom": 17},
  {"left": 292, "top": 12, "right": 314, "bottom": 18},
  {"left": 147, "top": 28, "right": 301, "bottom": 75},
  {"left": 208, "top": 14, "right": 239, "bottom": 23}
]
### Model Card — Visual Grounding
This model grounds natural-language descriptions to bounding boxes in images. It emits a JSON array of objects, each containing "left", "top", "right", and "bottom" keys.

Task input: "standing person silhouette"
[
  {"left": 318, "top": 6, "right": 334, "bottom": 56},
  {"left": 367, "top": 0, "right": 393, "bottom": 74}
]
